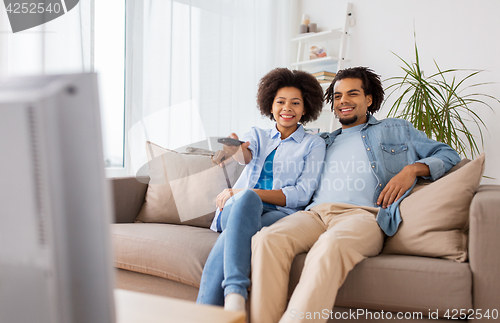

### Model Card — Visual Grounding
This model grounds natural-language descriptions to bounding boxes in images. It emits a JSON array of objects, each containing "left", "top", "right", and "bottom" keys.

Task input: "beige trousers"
[{"left": 250, "top": 203, "right": 385, "bottom": 323}]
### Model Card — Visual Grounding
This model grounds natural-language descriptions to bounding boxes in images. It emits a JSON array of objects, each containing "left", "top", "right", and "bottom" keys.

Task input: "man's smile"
[{"left": 339, "top": 106, "right": 355, "bottom": 115}]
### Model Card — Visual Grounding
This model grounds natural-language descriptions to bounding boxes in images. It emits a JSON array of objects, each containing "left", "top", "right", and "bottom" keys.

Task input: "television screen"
[{"left": 0, "top": 73, "right": 115, "bottom": 323}]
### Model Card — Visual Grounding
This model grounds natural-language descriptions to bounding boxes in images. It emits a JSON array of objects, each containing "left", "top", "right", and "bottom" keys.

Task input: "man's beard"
[{"left": 339, "top": 115, "right": 358, "bottom": 126}]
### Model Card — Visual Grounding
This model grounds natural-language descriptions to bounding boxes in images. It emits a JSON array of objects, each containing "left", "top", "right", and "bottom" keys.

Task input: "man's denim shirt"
[{"left": 319, "top": 115, "right": 461, "bottom": 236}]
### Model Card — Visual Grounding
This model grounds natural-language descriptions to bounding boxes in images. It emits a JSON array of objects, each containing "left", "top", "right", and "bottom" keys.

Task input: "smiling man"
[{"left": 249, "top": 67, "right": 461, "bottom": 323}]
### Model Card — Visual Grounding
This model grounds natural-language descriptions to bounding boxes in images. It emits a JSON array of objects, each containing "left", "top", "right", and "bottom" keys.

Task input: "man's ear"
[{"left": 366, "top": 94, "right": 373, "bottom": 107}]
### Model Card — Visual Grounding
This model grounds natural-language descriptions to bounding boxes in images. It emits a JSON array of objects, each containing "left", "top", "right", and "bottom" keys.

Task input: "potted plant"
[{"left": 384, "top": 35, "right": 498, "bottom": 158}]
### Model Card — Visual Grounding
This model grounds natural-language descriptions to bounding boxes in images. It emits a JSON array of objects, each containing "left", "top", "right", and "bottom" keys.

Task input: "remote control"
[{"left": 217, "top": 137, "right": 245, "bottom": 146}]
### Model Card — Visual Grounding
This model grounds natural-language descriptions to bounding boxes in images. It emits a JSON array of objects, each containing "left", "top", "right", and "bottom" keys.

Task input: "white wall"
[{"left": 298, "top": 0, "right": 500, "bottom": 184}]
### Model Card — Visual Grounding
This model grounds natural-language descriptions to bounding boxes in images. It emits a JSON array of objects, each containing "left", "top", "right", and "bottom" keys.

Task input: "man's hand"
[
  {"left": 216, "top": 188, "right": 243, "bottom": 210},
  {"left": 377, "top": 163, "right": 429, "bottom": 209}
]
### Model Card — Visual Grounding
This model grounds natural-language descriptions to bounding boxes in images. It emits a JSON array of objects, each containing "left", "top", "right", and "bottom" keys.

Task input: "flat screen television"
[{"left": 0, "top": 73, "right": 115, "bottom": 323}]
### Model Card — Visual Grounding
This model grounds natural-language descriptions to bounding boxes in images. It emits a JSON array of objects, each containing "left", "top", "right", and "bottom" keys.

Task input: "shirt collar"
[
  {"left": 366, "top": 114, "right": 381, "bottom": 125},
  {"left": 358, "top": 114, "right": 381, "bottom": 131},
  {"left": 341, "top": 123, "right": 365, "bottom": 134},
  {"left": 324, "top": 114, "right": 379, "bottom": 140},
  {"left": 271, "top": 123, "right": 305, "bottom": 143}
]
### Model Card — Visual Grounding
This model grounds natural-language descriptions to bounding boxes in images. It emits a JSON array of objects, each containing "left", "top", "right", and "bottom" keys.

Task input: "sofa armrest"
[
  {"left": 109, "top": 176, "right": 149, "bottom": 223},
  {"left": 469, "top": 185, "right": 500, "bottom": 314}
]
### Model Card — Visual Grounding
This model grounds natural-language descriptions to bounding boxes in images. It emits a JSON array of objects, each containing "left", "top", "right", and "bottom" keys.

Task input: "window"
[
  {"left": 95, "top": 0, "right": 126, "bottom": 169},
  {"left": 123, "top": 0, "right": 292, "bottom": 175}
]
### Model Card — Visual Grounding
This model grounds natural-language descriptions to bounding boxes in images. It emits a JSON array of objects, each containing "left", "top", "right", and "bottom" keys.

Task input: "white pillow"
[{"left": 135, "top": 141, "right": 244, "bottom": 228}]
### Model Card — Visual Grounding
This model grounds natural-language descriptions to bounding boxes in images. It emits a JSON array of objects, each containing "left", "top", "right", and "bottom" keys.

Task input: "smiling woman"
[
  {"left": 271, "top": 87, "right": 305, "bottom": 139},
  {"left": 196, "top": 68, "right": 326, "bottom": 313},
  {"left": 257, "top": 68, "right": 324, "bottom": 132}
]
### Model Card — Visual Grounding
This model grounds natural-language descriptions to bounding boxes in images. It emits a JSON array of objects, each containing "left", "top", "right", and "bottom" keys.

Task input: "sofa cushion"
[
  {"left": 111, "top": 223, "right": 218, "bottom": 287},
  {"left": 289, "top": 254, "right": 472, "bottom": 316},
  {"left": 113, "top": 224, "right": 473, "bottom": 316},
  {"left": 116, "top": 269, "right": 199, "bottom": 300},
  {"left": 382, "top": 154, "right": 485, "bottom": 262},
  {"left": 135, "top": 141, "right": 243, "bottom": 228}
]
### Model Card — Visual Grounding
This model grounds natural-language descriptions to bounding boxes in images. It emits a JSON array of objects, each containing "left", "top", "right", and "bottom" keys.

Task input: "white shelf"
[
  {"left": 291, "top": 29, "right": 343, "bottom": 43},
  {"left": 290, "top": 2, "right": 352, "bottom": 133},
  {"left": 291, "top": 56, "right": 339, "bottom": 68}
]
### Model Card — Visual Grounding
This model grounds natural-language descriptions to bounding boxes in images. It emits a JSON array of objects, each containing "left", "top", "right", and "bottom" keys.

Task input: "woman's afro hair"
[{"left": 256, "top": 68, "right": 324, "bottom": 125}]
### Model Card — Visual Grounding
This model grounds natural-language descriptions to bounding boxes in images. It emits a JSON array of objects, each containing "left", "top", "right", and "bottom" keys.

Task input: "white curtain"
[
  {"left": 0, "top": 1, "right": 93, "bottom": 75},
  {"left": 125, "top": 0, "right": 297, "bottom": 175},
  {"left": 0, "top": 1, "right": 128, "bottom": 172}
]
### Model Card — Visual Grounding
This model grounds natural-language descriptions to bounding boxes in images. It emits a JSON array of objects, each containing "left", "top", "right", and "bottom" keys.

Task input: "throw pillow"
[
  {"left": 410, "top": 158, "right": 471, "bottom": 194},
  {"left": 135, "top": 141, "right": 244, "bottom": 228},
  {"left": 382, "top": 153, "right": 485, "bottom": 262}
]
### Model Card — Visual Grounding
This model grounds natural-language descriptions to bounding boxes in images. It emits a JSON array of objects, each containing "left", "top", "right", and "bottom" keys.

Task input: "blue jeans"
[{"left": 196, "top": 190, "right": 288, "bottom": 306}]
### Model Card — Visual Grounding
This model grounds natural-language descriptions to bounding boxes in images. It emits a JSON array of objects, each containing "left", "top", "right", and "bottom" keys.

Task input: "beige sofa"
[{"left": 110, "top": 174, "right": 500, "bottom": 322}]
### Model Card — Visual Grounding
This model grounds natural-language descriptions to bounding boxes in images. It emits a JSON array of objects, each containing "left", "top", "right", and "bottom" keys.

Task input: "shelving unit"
[
  {"left": 292, "top": 3, "right": 352, "bottom": 73},
  {"left": 291, "top": 28, "right": 344, "bottom": 42},
  {"left": 291, "top": 2, "right": 353, "bottom": 131},
  {"left": 291, "top": 29, "right": 343, "bottom": 70}
]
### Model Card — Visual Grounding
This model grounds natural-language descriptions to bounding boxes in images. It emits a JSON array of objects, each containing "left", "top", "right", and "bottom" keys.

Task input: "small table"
[{"left": 115, "top": 289, "right": 245, "bottom": 323}]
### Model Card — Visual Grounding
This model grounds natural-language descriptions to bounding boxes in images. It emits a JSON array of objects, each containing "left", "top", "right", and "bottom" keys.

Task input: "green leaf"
[{"left": 383, "top": 32, "right": 496, "bottom": 159}]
